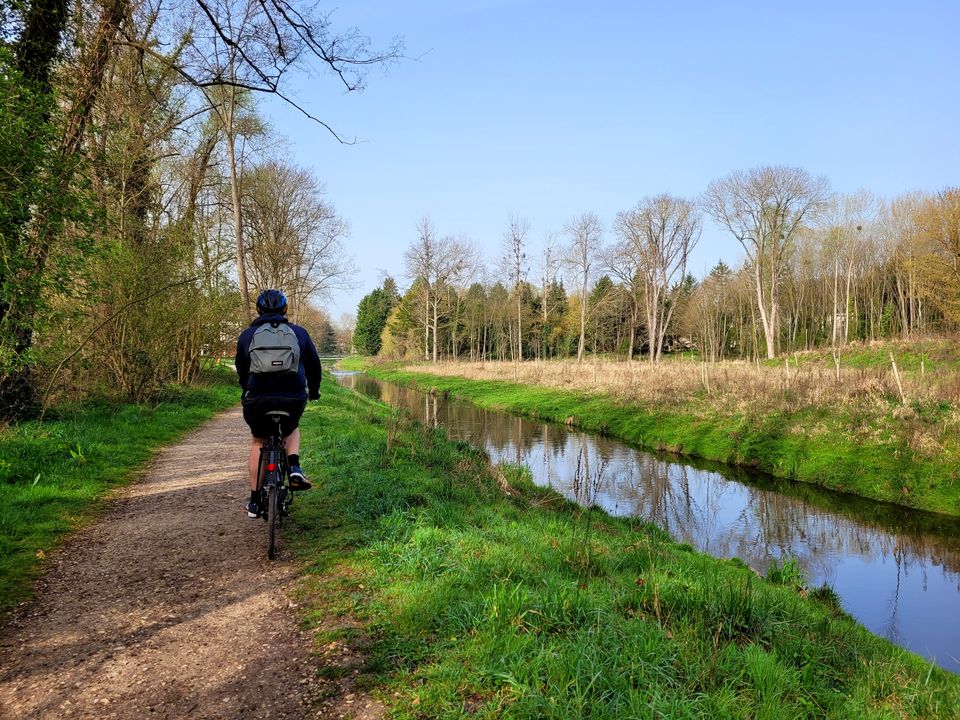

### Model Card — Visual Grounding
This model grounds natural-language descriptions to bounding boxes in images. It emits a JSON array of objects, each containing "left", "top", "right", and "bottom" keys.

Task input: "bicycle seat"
[{"left": 265, "top": 410, "right": 291, "bottom": 418}]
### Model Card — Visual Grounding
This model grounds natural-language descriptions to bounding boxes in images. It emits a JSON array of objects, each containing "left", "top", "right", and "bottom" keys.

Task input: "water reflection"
[{"left": 335, "top": 372, "right": 960, "bottom": 671}]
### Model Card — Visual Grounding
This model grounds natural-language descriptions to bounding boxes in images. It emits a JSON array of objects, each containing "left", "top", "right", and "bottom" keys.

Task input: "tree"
[
  {"left": 404, "top": 219, "right": 471, "bottom": 362},
  {"left": 536, "top": 233, "right": 559, "bottom": 359},
  {"left": 587, "top": 275, "right": 625, "bottom": 354},
  {"left": 500, "top": 214, "right": 529, "bottom": 361},
  {"left": 563, "top": 213, "right": 603, "bottom": 363},
  {"left": 818, "top": 190, "right": 877, "bottom": 346},
  {"left": 241, "top": 159, "right": 355, "bottom": 319},
  {"left": 0, "top": 0, "right": 129, "bottom": 418},
  {"left": 336, "top": 312, "right": 355, "bottom": 354},
  {"left": 404, "top": 217, "right": 437, "bottom": 360},
  {"left": 920, "top": 188, "right": 960, "bottom": 324},
  {"left": 544, "top": 279, "right": 569, "bottom": 358},
  {"left": 0, "top": 0, "right": 402, "bottom": 419},
  {"left": 612, "top": 195, "right": 701, "bottom": 363},
  {"left": 354, "top": 285, "right": 395, "bottom": 355},
  {"left": 705, "top": 165, "right": 830, "bottom": 359},
  {"left": 684, "top": 261, "right": 734, "bottom": 361},
  {"left": 182, "top": 0, "right": 400, "bottom": 321}
]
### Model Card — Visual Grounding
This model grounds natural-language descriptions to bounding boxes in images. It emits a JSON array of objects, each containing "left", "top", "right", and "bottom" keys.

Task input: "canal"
[{"left": 335, "top": 371, "right": 960, "bottom": 672}]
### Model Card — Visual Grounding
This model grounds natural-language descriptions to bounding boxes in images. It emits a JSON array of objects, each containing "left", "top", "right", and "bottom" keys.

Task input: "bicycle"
[{"left": 254, "top": 410, "right": 293, "bottom": 559}]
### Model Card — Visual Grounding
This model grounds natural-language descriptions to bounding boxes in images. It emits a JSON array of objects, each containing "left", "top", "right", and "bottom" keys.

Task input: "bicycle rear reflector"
[{"left": 267, "top": 463, "right": 277, "bottom": 472}]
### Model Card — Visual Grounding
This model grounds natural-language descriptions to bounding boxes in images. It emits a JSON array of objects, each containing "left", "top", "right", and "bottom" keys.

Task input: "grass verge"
[
  {"left": 356, "top": 362, "right": 960, "bottom": 518},
  {"left": 289, "top": 376, "right": 960, "bottom": 719},
  {"left": 0, "top": 372, "right": 239, "bottom": 613}
]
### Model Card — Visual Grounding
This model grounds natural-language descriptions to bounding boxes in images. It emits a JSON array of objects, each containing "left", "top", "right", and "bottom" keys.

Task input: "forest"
[
  {"left": 356, "top": 181, "right": 960, "bottom": 365},
  {"left": 0, "top": 0, "right": 387, "bottom": 422}
]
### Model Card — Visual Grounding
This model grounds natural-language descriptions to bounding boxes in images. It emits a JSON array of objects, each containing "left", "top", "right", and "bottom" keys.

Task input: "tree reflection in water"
[{"left": 335, "top": 372, "right": 960, "bottom": 672}]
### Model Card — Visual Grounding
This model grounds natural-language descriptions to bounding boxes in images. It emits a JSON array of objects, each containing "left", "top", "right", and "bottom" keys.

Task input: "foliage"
[
  {"left": 354, "top": 284, "right": 396, "bottom": 355},
  {"left": 369, "top": 174, "right": 960, "bottom": 368},
  {"left": 0, "top": 0, "right": 390, "bottom": 420},
  {"left": 0, "top": 46, "right": 89, "bottom": 414}
]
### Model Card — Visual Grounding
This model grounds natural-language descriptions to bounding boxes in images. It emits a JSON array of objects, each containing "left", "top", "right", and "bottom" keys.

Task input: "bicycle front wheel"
[{"left": 267, "top": 485, "right": 279, "bottom": 560}]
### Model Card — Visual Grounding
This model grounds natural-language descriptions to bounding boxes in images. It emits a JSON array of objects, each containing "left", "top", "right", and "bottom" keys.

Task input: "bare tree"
[
  {"left": 613, "top": 195, "right": 701, "bottom": 364},
  {"left": 819, "top": 190, "right": 878, "bottom": 346},
  {"left": 880, "top": 193, "right": 929, "bottom": 338},
  {"left": 144, "top": 0, "right": 403, "bottom": 139},
  {"left": 539, "top": 232, "right": 558, "bottom": 359},
  {"left": 137, "top": 0, "right": 403, "bottom": 319},
  {"left": 605, "top": 238, "right": 642, "bottom": 362},
  {"left": 563, "top": 213, "right": 603, "bottom": 363},
  {"left": 704, "top": 165, "right": 830, "bottom": 359},
  {"left": 404, "top": 220, "right": 471, "bottom": 362},
  {"left": 212, "top": 85, "right": 264, "bottom": 322},
  {"left": 404, "top": 217, "right": 437, "bottom": 360},
  {"left": 241, "top": 159, "right": 355, "bottom": 320},
  {"left": 500, "top": 214, "right": 530, "bottom": 362},
  {"left": 337, "top": 312, "right": 356, "bottom": 354}
]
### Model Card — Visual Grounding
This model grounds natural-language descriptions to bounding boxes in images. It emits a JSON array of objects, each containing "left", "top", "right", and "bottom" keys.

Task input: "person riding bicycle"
[{"left": 235, "top": 289, "right": 321, "bottom": 518}]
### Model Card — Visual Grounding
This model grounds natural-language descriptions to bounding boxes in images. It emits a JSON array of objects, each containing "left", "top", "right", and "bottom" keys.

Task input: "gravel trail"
[{"left": 0, "top": 407, "right": 327, "bottom": 719}]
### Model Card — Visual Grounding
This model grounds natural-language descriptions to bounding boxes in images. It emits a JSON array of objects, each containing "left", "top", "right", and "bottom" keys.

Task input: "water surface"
[{"left": 335, "top": 371, "right": 960, "bottom": 672}]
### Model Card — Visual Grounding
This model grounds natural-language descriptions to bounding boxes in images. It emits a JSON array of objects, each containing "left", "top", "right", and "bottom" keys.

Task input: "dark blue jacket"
[{"left": 235, "top": 313, "right": 322, "bottom": 399}]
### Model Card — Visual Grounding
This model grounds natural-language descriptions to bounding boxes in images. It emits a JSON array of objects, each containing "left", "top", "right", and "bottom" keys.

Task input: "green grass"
[
  {"left": 359, "top": 365, "right": 960, "bottom": 518},
  {"left": 334, "top": 355, "right": 372, "bottom": 371},
  {"left": 763, "top": 338, "right": 960, "bottom": 373},
  {"left": 288, "top": 377, "right": 960, "bottom": 718},
  {"left": 0, "top": 372, "right": 239, "bottom": 613}
]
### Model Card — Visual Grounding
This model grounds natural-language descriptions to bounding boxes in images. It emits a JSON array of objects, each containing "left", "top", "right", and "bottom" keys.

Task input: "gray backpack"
[{"left": 249, "top": 322, "right": 300, "bottom": 375}]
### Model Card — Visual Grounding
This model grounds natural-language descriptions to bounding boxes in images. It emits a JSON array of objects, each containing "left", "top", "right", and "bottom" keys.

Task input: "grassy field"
[
  {"left": 288, "top": 374, "right": 960, "bottom": 718},
  {"left": 347, "top": 341, "right": 960, "bottom": 518},
  {"left": 0, "top": 372, "right": 239, "bottom": 613}
]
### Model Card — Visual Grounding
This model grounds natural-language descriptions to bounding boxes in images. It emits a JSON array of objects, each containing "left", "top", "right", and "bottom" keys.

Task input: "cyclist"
[{"left": 235, "top": 289, "right": 321, "bottom": 517}]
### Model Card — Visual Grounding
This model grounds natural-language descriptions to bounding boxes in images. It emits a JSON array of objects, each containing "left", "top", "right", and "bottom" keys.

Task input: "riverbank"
[
  {"left": 4, "top": 368, "right": 958, "bottom": 716},
  {"left": 351, "top": 357, "right": 960, "bottom": 518},
  {"left": 291, "top": 373, "right": 960, "bottom": 717},
  {"left": 0, "top": 373, "right": 238, "bottom": 613}
]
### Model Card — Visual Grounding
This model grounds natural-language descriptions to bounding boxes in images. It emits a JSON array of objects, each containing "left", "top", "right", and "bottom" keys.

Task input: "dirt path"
[{"left": 0, "top": 407, "right": 328, "bottom": 719}]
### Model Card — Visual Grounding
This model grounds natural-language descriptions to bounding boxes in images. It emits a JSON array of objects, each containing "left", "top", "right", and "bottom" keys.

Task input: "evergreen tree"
[{"left": 354, "top": 284, "right": 395, "bottom": 355}]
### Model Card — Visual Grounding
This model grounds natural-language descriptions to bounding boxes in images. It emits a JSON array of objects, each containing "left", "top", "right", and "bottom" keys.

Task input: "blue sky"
[{"left": 263, "top": 1, "right": 960, "bottom": 319}]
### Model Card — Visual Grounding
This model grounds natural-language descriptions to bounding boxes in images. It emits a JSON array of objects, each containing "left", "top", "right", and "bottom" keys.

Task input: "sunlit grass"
[{"left": 289, "top": 377, "right": 960, "bottom": 718}]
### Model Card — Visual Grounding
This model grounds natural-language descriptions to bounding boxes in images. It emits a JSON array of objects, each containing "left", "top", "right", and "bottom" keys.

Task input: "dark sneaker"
[
  {"left": 288, "top": 465, "right": 312, "bottom": 491},
  {"left": 246, "top": 499, "right": 260, "bottom": 518}
]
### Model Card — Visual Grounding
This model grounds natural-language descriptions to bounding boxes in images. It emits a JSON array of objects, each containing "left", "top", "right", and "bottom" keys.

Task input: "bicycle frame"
[{"left": 255, "top": 414, "right": 292, "bottom": 558}]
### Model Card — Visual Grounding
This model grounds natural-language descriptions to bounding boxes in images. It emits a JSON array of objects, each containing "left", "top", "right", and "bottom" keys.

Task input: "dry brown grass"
[{"left": 399, "top": 349, "right": 960, "bottom": 421}]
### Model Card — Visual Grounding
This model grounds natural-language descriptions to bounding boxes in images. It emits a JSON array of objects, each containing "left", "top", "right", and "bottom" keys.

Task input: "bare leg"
[
  {"left": 248, "top": 437, "right": 266, "bottom": 491},
  {"left": 248, "top": 428, "right": 301, "bottom": 491},
  {"left": 285, "top": 428, "right": 301, "bottom": 457}
]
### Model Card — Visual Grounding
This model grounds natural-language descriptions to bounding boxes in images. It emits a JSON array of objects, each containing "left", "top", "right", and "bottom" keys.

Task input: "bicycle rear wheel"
[{"left": 267, "top": 484, "right": 279, "bottom": 559}]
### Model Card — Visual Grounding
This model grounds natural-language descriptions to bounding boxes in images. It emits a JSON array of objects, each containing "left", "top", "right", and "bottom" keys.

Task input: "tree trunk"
[
  {"left": 754, "top": 262, "right": 776, "bottom": 359},
  {"left": 832, "top": 255, "right": 839, "bottom": 347},
  {"left": 577, "top": 281, "right": 587, "bottom": 363},
  {"left": 224, "top": 85, "right": 252, "bottom": 323},
  {"left": 517, "top": 294, "right": 522, "bottom": 362},
  {"left": 0, "top": 0, "right": 128, "bottom": 420},
  {"left": 431, "top": 297, "right": 439, "bottom": 363},
  {"left": 423, "top": 287, "right": 430, "bottom": 360},
  {"left": 844, "top": 264, "right": 853, "bottom": 345}
]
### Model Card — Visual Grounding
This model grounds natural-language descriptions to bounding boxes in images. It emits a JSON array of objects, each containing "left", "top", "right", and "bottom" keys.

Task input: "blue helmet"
[{"left": 256, "top": 288, "right": 287, "bottom": 315}]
